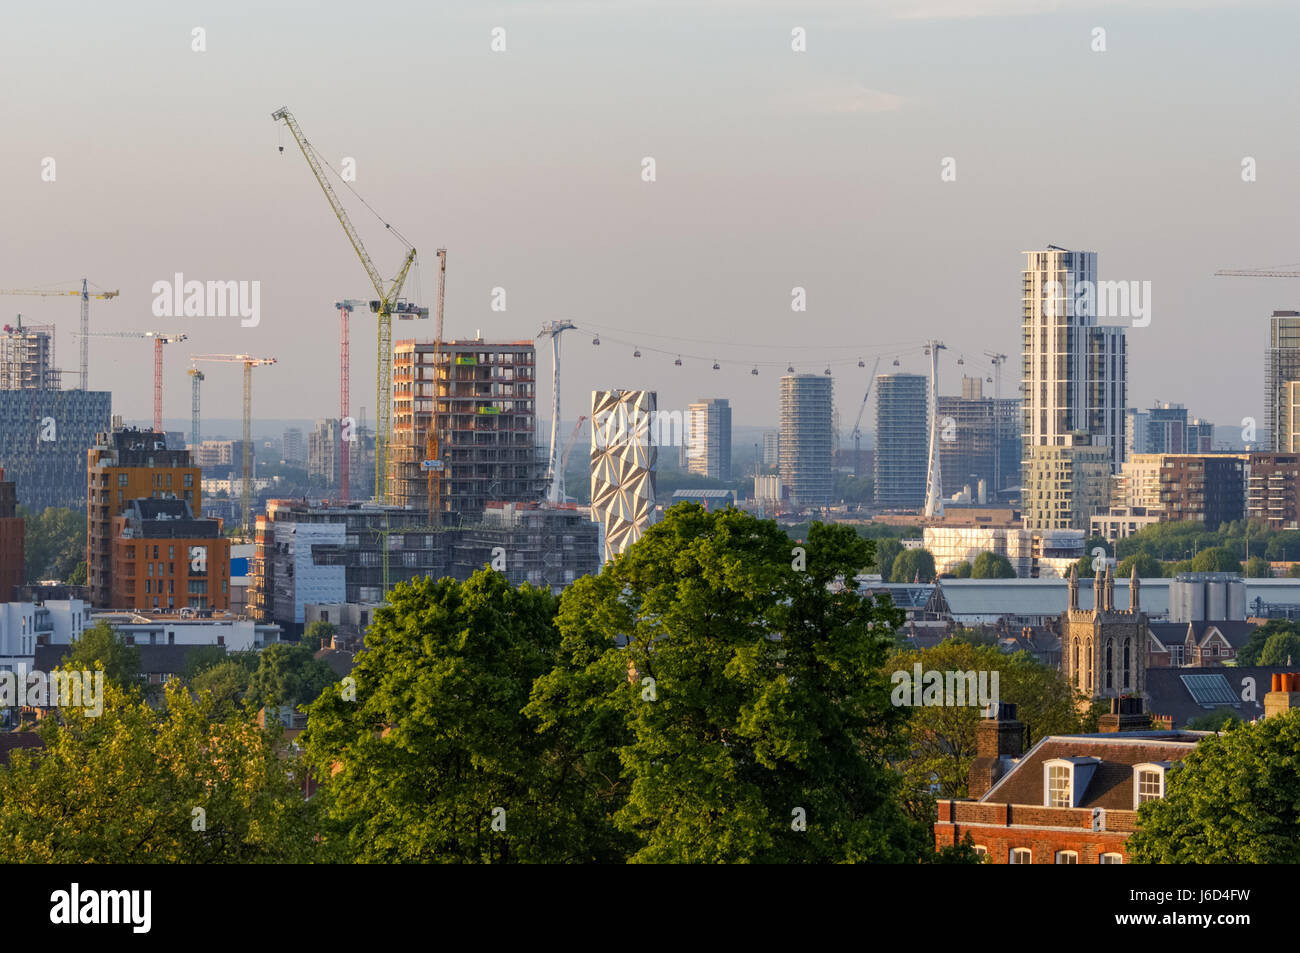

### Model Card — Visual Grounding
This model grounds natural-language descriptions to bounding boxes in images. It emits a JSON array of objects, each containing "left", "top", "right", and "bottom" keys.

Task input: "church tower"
[{"left": 1062, "top": 562, "right": 1146, "bottom": 708}]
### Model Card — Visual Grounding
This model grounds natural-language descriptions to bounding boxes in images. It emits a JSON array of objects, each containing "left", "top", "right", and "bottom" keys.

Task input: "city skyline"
[{"left": 4, "top": 1, "right": 1298, "bottom": 435}]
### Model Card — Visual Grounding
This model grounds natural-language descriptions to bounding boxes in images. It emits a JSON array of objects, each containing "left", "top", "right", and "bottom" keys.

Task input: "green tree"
[
  {"left": 1116, "top": 552, "right": 1163, "bottom": 579},
  {"left": 1185, "top": 709, "right": 1239, "bottom": 731},
  {"left": 1073, "top": 555, "right": 1095, "bottom": 579},
  {"left": 970, "top": 551, "right": 1016, "bottom": 579},
  {"left": 1189, "top": 546, "right": 1241, "bottom": 574},
  {"left": 1288, "top": 563, "right": 1300, "bottom": 579},
  {"left": 20, "top": 506, "right": 86, "bottom": 583},
  {"left": 891, "top": 548, "right": 936, "bottom": 584},
  {"left": 60, "top": 621, "right": 140, "bottom": 691},
  {"left": 65, "top": 561, "right": 87, "bottom": 586},
  {"left": 885, "top": 640, "right": 1084, "bottom": 799},
  {"left": 1128, "top": 712, "right": 1300, "bottom": 863},
  {"left": 245, "top": 643, "right": 337, "bottom": 712},
  {"left": 874, "top": 538, "right": 903, "bottom": 578},
  {"left": 533, "top": 506, "right": 931, "bottom": 863},
  {"left": 303, "top": 570, "right": 627, "bottom": 863},
  {"left": 1244, "top": 555, "right": 1272, "bottom": 578},
  {"left": 952, "top": 561, "right": 972, "bottom": 578},
  {"left": 182, "top": 644, "right": 229, "bottom": 680},
  {"left": 0, "top": 681, "right": 321, "bottom": 862},
  {"left": 191, "top": 660, "right": 255, "bottom": 719},
  {"left": 302, "top": 620, "right": 338, "bottom": 652},
  {"left": 1237, "top": 619, "right": 1298, "bottom": 666},
  {"left": 1258, "top": 631, "right": 1300, "bottom": 666}
]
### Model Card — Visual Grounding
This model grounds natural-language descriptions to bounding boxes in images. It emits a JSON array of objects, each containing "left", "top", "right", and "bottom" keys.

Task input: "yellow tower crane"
[
  {"left": 0, "top": 280, "right": 118, "bottom": 389},
  {"left": 271, "top": 106, "right": 426, "bottom": 504},
  {"left": 190, "top": 353, "right": 277, "bottom": 536}
]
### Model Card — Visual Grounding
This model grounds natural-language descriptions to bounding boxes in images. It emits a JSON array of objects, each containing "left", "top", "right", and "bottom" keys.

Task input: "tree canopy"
[
  {"left": 1128, "top": 712, "right": 1300, "bottom": 863},
  {"left": 970, "top": 552, "right": 1016, "bottom": 579},
  {"left": 891, "top": 548, "right": 936, "bottom": 584}
]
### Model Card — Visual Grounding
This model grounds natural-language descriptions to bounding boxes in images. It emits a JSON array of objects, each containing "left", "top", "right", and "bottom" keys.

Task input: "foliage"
[
  {"left": 1128, "top": 712, "right": 1300, "bottom": 863},
  {"left": 0, "top": 681, "right": 321, "bottom": 862},
  {"left": 1116, "top": 552, "right": 1164, "bottom": 579},
  {"left": 952, "top": 561, "right": 972, "bottom": 578},
  {"left": 834, "top": 473, "right": 874, "bottom": 505},
  {"left": 20, "top": 506, "right": 85, "bottom": 584},
  {"left": 531, "top": 506, "right": 931, "bottom": 862},
  {"left": 970, "top": 551, "right": 1016, "bottom": 579},
  {"left": 245, "top": 643, "right": 338, "bottom": 712},
  {"left": 1190, "top": 546, "right": 1241, "bottom": 574},
  {"left": 60, "top": 621, "right": 140, "bottom": 692},
  {"left": 1185, "top": 709, "right": 1240, "bottom": 732},
  {"left": 885, "top": 640, "right": 1084, "bottom": 799},
  {"left": 1258, "top": 631, "right": 1300, "bottom": 666},
  {"left": 303, "top": 620, "right": 338, "bottom": 652},
  {"left": 66, "top": 561, "right": 87, "bottom": 586},
  {"left": 302, "top": 570, "right": 628, "bottom": 863},
  {"left": 891, "top": 548, "right": 936, "bottom": 584},
  {"left": 874, "top": 538, "right": 903, "bottom": 578},
  {"left": 1236, "top": 619, "right": 1297, "bottom": 667},
  {"left": 1244, "top": 555, "right": 1272, "bottom": 578}
]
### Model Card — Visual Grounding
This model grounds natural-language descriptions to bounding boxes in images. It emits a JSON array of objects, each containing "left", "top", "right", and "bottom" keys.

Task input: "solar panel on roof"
[{"left": 1179, "top": 673, "right": 1240, "bottom": 708}]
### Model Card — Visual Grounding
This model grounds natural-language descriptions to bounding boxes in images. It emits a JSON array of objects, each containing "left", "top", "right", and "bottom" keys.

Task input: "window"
[
  {"left": 973, "top": 846, "right": 987, "bottom": 859},
  {"left": 1055, "top": 851, "right": 1078, "bottom": 864},
  {"left": 118, "top": 474, "right": 128, "bottom": 487},
  {"left": 1047, "top": 764, "right": 1071, "bottom": 807},
  {"left": 1100, "top": 853, "right": 1123, "bottom": 864},
  {"left": 1009, "top": 848, "right": 1032, "bottom": 864},
  {"left": 1134, "top": 763, "right": 1168, "bottom": 807}
]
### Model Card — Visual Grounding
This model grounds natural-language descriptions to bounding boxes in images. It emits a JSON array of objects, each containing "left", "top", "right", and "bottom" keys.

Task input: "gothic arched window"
[
  {"left": 1105, "top": 640, "right": 1113, "bottom": 690},
  {"left": 1123, "top": 637, "right": 1132, "bottom": 689}
]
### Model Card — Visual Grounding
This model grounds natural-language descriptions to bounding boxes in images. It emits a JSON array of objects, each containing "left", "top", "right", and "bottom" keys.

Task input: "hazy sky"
[{"left": 4, "top": 0, "right": 1298, "bottom": 437}]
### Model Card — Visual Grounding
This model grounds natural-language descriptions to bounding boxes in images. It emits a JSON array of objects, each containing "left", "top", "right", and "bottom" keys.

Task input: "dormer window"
[
  {"left": 1043, "top": 757, "right": 1101, "bottom": 808},
  {"left": 1133, "top": 762, "right": 1170, "bottom": 807}
]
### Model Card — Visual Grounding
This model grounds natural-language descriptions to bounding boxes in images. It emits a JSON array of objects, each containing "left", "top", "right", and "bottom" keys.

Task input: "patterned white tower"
[
  {"left": 590, "top": 389, "right": 658, "bottom": 561},
  {"left": 923, "top": 340, "right": 946, "bottom": 518}
]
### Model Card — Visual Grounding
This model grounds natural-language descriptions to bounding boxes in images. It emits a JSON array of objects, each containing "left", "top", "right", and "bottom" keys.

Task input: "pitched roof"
[
  {"left": 1145, "top": 665, "right": 1292, "bottom": 726},
  {"left": 981, "top": 731, "right": 1205, "bottom": 810}
]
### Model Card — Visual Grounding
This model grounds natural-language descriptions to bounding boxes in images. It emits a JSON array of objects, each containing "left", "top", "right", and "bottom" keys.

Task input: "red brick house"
[{"left": 934, "top": 702, "right": 1205, "bottom": 864}]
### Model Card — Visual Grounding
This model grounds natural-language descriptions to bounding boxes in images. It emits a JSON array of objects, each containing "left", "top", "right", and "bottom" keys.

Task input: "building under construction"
[
  {"left": 250, "top": 497, "right": 598, "bottom": 635},
  {"left": 390, "top": 338, "right": 547, "bottom": 521},
  {"left": 0, "top": 319, "right": 111, "bottom": 512}
]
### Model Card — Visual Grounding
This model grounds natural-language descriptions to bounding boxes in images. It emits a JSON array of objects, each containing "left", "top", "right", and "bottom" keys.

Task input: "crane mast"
[{"left": 426, "top": 248, "right": 447, "bottom": 525}]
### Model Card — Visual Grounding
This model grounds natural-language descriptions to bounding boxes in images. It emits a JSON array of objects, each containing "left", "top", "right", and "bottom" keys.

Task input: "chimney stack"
[
  {"left": 1098, "top": 696, "right": 1152, "bottom": 733},
  {"left": 1264, "top": 673, "right": 1300, "bottom": 719},
  {"left": 968, "top": 703, "right": 1025, "bottom": 798}
]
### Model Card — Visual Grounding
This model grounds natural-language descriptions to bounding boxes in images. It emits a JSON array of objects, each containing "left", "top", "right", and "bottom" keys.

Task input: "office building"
[
  {"left": 762, "top": 432, "right": 780, "bottom": 468},
  {"left": 936, "top": 376, "right": 1021, "bottom": 500},
  {"left": 1089, "top": 506, "right": 1164, "bottom": 544},
  {"left": 590, "top": 389, "right": 658, "bottom": 561},
  {"left": 195, "top": 440, "right": 242, "bottom": 472},
  {"left": 390, "top": 338, "right": 545, "bottom": 520},
  {"left": 0, "top": 320, "right": 111, "bottom": 513},
  {"left": 86, "top": 428, "right": 202, "bottom": 608},
  {"left": 1267, "top": 311, "right": 1300, "bottom": 452},
  {"left": 282, "top": 427, "right": 305, "bottom": 468},
  {"left": 1021, "top": 247, "right": 1127, "bottom": 472},
  {"left": 873, "top": 373, "right": 927, "bottom": 510},
  {"left": 453, "top": 501, "right": 599, "bottom": 590},
  {"left": 109, "top": 498, "right": 231, "bottom": 612},
  {"left": 686, "top": 398, "right": 732, "bottom": 481},
  {"left": 1021, "top": 439, "right": 1111, "bottom": 531}
]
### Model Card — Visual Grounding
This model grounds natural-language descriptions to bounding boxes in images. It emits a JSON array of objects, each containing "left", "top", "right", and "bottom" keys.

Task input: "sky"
[{"left": 3, "top": 0, "right": 1298, "bottom": 438}]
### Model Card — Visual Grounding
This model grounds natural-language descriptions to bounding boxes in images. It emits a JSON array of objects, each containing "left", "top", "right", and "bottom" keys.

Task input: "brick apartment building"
[
  {"left": 934, "top": 702, "right": 1203, "bottom": 864},
  {"left": 109, "top": 498, "right": 231, "bottom": 612},
  {"left": 86, "top": 428, "right": 207, "bottom": 608},
  {"left": 1246, "top": 452, "right": 1299, "bottom": 530},
  {"left": 1157, "top": 454, "right": 1245, "bottom": 527}
]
